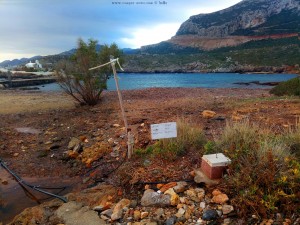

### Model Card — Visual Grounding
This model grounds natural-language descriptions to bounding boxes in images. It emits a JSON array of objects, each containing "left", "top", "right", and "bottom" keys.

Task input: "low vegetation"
[
  {"left": 270, "top": 76, "right": 300, "bottom": 96},
  {"left": 213, "top": 120, "right": 299, "bottom": 218},
  {"left": 135, "top": 119, "right": 206, "bottom": 160},
  {"left": 135, "top": 119, "right": 300, "bottom": 218}
]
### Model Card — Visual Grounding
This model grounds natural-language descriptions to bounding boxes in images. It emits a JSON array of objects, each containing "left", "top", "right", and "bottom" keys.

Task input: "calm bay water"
[{"left": 37, "top": 73, "right": 297, "bottom": 91}]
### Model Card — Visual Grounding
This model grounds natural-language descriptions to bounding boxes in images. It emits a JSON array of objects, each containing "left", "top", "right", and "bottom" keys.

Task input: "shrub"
[
  {"left": 217, "top": 120, "right": 300, "bottom": 218},
  {"left": 270, "top": 77, "right": 300, "bottom": 96},
  {"left": 55, "top": 38, "right": 123, "bottom": 106}
]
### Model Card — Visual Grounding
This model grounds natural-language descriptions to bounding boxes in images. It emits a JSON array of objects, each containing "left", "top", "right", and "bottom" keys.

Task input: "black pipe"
[{"left": 0, "top": 158, "right": 67, "bottom": 203}]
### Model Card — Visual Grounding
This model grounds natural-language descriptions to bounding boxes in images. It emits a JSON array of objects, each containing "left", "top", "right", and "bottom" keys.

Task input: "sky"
[{"left": 0, "top": 0, "right": 242, "bottom": 62}]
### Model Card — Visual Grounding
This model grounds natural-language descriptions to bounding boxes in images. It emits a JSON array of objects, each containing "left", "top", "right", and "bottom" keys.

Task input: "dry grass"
[{"left": 0, "top": 91, "right": 74, "bottom": 114}]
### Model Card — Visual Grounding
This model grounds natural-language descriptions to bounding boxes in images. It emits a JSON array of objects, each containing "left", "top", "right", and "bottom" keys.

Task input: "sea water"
[{"left": 36, "top": 73, "right": 298, "bottom": 91}]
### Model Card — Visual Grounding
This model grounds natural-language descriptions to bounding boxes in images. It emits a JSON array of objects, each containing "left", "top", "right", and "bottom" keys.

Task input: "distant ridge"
[
  {"left": 141, "top": 0, "right": 300, "bottom": 53},
  {"left": 0, "top": 45, "right": 138, "bottom": 68}
]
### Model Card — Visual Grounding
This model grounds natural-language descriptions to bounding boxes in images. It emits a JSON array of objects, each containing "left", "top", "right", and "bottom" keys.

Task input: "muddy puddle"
[{"left": 0, "top": 168, "right": 80, "bottom": 224}]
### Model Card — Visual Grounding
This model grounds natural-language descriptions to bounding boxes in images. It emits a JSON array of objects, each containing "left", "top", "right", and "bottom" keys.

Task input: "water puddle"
[
  {"left": 0, "top": 168, "right": 80, "bottom": 224},
  {"left": 15, "top": 127, "right": 41, "bottom": 134}
]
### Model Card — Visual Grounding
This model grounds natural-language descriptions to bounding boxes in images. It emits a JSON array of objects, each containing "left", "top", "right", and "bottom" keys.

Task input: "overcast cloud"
[{"left": 0, "top": 0, "right": 241, "bottom": 62}]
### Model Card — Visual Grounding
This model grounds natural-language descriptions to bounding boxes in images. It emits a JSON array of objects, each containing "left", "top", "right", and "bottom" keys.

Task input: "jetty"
[{"left": 0, "top": 77, "right": 56, "bottom": 88}]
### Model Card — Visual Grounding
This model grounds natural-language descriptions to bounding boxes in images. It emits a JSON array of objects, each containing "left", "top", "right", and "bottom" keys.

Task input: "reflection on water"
[{"left": 0, "top": 168, "right": 79, "bottom": 224}]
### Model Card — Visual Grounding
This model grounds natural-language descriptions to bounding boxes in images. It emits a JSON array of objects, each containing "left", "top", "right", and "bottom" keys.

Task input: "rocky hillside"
[
  {"left": 126, "top": 0, "right": 300, "bottom": 73},
  {"left": 141, "top": 0, "right": 300, "bottom": 53},
  {"left": 176, "top": 0, "right": 300, "bottom": 37}
]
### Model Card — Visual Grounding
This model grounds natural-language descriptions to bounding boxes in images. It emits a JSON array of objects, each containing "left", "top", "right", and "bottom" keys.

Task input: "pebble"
[
  {"left": 202, "top": 209, "right": 218, "bottom": 221},
  {"left": 1, "top": 179, "right": 8, "bottom": 185},
  {"left": 165, "top": 216, "right": 176, "bottom": 225},
  {"left": 141, "top": 211, "right": 149, "bottom": 219},
  {"left": 134, "top": 210, "right": 141, "bottom": 220},
  {"left": 222, "top": 205, "right": 234, "bottom": 215}
]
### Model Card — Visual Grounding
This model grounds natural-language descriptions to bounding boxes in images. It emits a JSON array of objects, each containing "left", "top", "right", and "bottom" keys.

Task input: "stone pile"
[{"left": 90, "top": 182, "right": 235, "bottom": 225}]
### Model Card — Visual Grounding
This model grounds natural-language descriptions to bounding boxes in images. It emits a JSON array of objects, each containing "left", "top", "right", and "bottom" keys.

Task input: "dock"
[{"left": 0, "top": 77, "right": 56, "bottom": 88}]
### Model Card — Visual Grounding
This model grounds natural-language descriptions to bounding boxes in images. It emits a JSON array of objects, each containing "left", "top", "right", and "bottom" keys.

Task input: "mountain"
[
  {"left": 126, "top": 0, "right": 300, "bottom": 73},
  {"left": 141, "top": 0, "right": 300, "bottom": 53},
  {"left": 0, "top": 56, "right": 42, "bottom": 68},
  {"left": 0, "top": 46, "right": 138, "bottom": 68}
]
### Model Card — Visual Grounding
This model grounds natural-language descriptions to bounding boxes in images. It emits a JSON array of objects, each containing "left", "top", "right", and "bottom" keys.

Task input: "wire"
[{"left": 0, "top": 158, "right": 68, "bottom": 203}]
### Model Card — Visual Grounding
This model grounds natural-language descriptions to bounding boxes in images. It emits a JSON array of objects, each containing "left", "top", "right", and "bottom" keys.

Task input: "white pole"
[
  {"left": 90, "top": 57, "right": 132, "bottom": 158},
  {"left": 110, "top": 60, "right": 128, "bottom": 132}
]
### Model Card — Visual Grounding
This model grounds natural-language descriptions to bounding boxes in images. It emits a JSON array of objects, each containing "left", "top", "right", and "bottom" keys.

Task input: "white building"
[{"left": 25, "top": 60, "right": 42, "bottom": 69}]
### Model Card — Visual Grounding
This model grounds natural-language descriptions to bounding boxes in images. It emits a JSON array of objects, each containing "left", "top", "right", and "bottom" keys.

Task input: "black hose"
[{"left": 0, "top": 158, "right": 68, "bottom": 203}]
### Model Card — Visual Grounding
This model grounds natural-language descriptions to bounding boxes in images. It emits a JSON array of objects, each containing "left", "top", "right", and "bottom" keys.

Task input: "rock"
[
  {"left": 222, "top": 205, "right": 234, "bottom": 215},
  {"left": 101, "top": 209, "right": 113, "bottom": 217},
  {"left": 175, "top": 208, "right": 185, "bottom": 218},
  {"left": 155, "top": 208, "right": 164, "bottom": 220},
  {"left": 56, "top": 201, "right": 106, "bottom": 225},
  {"left": 173, "top": 181, "right": 188, "bottom": 193},
  {"left": 111, "top": 198, "right": 131, "bottom": 221},
  {"left": 211, "top": 190, "right": 229, "bottom": 204},
  {"left": 13, "top": 152, "right": 19, "bottom": 157},
  {"left": 129, "top": 200, "right": 138, "bottom": 208},
  {"left": 200, "top": 201, "right": 206, "bottom": 209},
  {"left": 93, "top": 205, "right": 104, "bottom": 212},
  {"left": 184, "top": 206, "right": 194, "bottom": 220},
  {"left": 166, "top": 216, "right": 177, "bottom": 225},
  {"left": 68, "top": 137, "right": 81, "bottom": 149},
  {"left": 133, "top": 210, "right": 141, "bottom": 220},
  {"left": 202, "top": 209, "right": 218, "bottom": 221},
  {"left": 141, "top": 189, "right": 171, "bottom": 207},
  {"left": 112, "top": 124, "right": 120, "bottom": 128},
  {"left": 212, "top": 189, "right": 222, "bottom": 196},
  {"left": 202, "top": 110, "right": 216, "bottom": 119},
  {"left": 49, "top": 144, "right": 61, "bottom": 150},
  {"left": 195, "top": 188, "right": 205, "bottom": 200},
  {"left": 223, "top": 218, "right": 232, "bottom": 224},
  {"left": 1, "top": 180, "right": 8, "bottom": 185},
  {"left": 160, "top": 182, "right": 177, "bottom": 193},
  {"left": 185, "top": 189, "right": 200, "bottom": 202},
  {"left": 164, "top": 188, "right": 179, "bottom": 206},
  {"left": 141, "top": 211, "right": 149, "bottom": 219},
  {"left": 68, "top": 150, "right": 79, "bottom": 158},
  {"left": 194, "top": 169, "right": 219, "bottom": 185}
]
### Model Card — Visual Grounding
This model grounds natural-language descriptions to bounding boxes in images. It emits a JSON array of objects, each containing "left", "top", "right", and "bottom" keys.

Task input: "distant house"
[{"left": 25, "top": 60, "right": 42, "bottom": 69}]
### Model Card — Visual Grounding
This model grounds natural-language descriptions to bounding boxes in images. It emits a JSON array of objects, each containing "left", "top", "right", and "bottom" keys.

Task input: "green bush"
[{"left": 270, "top": 77, "right": 300, "bottom": 96}]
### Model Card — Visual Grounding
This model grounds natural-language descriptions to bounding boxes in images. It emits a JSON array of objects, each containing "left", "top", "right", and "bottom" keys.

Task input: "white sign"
[{"left": 151, "top": 122, "right": 177, "bottom": 140}]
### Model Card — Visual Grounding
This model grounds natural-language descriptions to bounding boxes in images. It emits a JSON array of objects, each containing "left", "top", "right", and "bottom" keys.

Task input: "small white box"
[{"left": 201, "top": 153, "right": 231, "bottom": 179}]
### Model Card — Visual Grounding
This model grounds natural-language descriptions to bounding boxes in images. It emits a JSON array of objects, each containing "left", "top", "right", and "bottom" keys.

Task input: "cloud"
[
  {"left": 0, "top": 0, "right": 243, "bottom": 62},
  {"left": 119, "top": 23, "right": 180, "bottom": 48}
]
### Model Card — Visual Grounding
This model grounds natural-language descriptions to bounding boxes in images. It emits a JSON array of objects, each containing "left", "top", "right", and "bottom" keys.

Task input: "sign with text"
[{"left": 151, "top": 122, "right": 177, "bottom": 140}]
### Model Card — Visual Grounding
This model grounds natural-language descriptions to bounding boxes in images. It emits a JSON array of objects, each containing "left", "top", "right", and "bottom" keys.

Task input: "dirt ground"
[{"left": 0, "top": 88, "right": 300, "bottom": 186}]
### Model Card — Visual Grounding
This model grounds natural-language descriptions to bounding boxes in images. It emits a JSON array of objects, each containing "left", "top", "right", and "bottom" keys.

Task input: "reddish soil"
[{"left": 0, "top": 88, "right": 300, "bottom": 186}]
